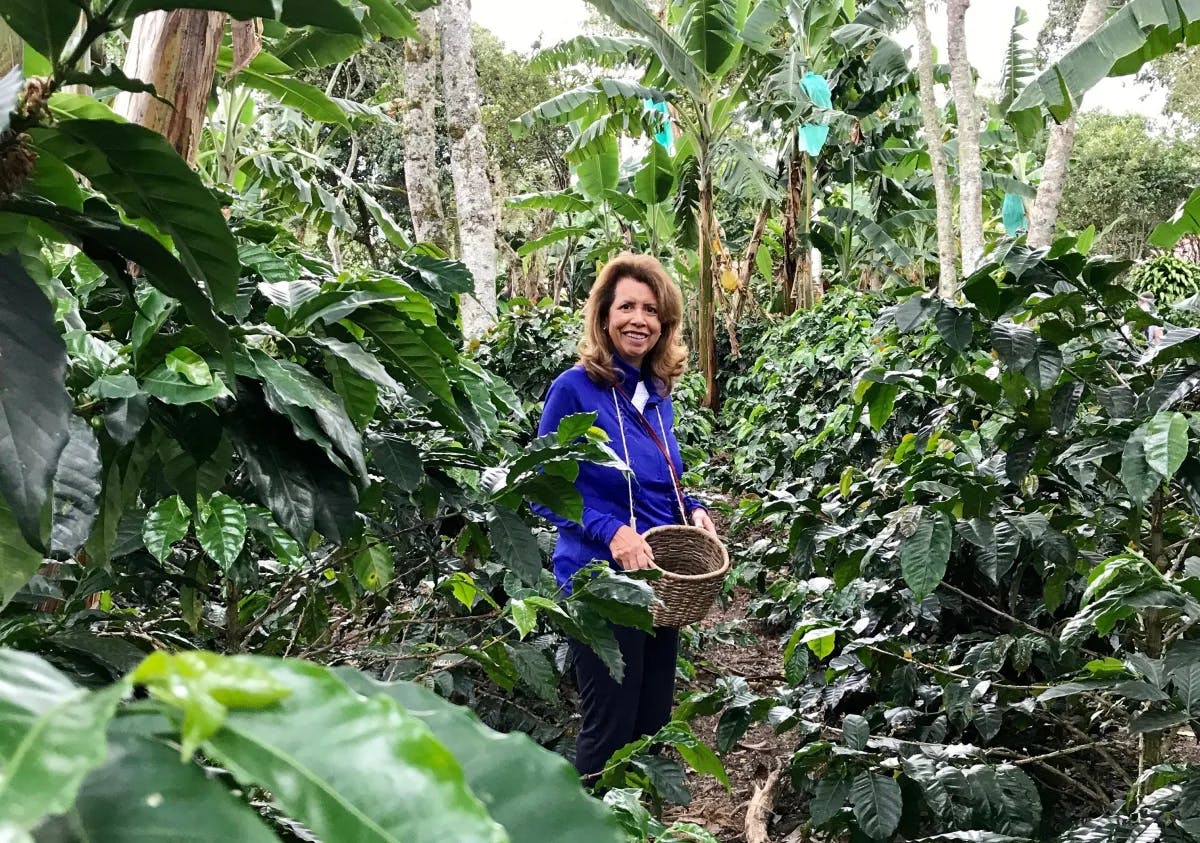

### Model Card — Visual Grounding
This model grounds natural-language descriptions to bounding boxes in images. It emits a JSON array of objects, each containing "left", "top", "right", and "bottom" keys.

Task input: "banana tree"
[
  {"left": 513, "top": 0, "right": 759, "bottom": 410},
  {"left": 743, "top": 0, "right": 915, "bottom": 309}
]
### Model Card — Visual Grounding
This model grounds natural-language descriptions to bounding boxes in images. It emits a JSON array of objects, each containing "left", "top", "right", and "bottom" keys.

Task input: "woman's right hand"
[{"left": 609, "top": 525, "right": 655, "bottom": 571}]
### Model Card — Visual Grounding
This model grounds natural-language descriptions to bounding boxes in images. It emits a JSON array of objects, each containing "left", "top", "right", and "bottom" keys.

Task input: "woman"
[{"left": 531, "top": 252, "right": 718, "bottom": 782}]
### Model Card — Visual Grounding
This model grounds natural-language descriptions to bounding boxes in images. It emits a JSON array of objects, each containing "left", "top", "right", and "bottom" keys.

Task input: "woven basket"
[{"left": 643, "top": 525, "right": 730, "bottom": 627}]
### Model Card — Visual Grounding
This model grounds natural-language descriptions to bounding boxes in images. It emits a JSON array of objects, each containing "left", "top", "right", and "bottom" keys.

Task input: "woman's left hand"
[{"left": 691, "top": 508, "right": 718, "bottom": 537}]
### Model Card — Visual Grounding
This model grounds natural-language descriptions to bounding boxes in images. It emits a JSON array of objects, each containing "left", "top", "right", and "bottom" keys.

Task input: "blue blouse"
[{"left": 532, "top": 355, "right": 706, "bottom": 590}]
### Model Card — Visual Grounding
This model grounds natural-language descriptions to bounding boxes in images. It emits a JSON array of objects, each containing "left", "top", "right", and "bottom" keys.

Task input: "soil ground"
[{"left": 662, "top": 589, "right": 802, "bottom": 842}]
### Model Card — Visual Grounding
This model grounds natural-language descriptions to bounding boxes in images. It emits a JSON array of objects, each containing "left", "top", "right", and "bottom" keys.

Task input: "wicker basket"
[{"left": 642, "top": 525, "right": 730, "bottom": 627}]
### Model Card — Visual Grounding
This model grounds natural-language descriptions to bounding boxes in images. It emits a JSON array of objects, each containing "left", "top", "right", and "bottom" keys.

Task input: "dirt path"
[{"left": 663, "top": 590, "right": 803, "bottom": 842}]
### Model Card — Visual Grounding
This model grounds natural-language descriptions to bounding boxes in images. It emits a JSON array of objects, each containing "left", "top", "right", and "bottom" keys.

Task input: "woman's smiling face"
[{"left": 606, "top": 276, "right": 661, "bottom": 368}]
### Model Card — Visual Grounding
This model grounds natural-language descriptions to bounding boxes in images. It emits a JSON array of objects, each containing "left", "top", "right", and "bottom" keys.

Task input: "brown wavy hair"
[{"left": 579, "top": 252, "right": 688, "bottom": 392}]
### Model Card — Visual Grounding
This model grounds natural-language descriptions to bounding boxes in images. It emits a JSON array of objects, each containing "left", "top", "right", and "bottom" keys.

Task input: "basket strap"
[{"left": 611, "top": 387, "right": 689, "bottom": 527}]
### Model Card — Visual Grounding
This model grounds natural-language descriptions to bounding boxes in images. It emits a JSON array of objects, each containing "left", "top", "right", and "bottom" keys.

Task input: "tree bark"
[
  {"left": 947, "top": 0, "right": 984, "bottom": 274},
  {"left": 0, "top": 18, "right": 19, "bottom": 75},
  {"left": 439, "top": 0, "right": 497, "bottom": 339},
  {"left": 113, "top": 10, "right": 226, "bottom": 164},
  {"left": 1027, "top": 0, "right": 1108, "bottom": 248},
  {"left": 914, "top": 0, "right": 958, "bottom": 296},
  {"left": 782, "top": 145, "right": 801, "bottom": 315},
  {"left": 697, "top": 142, "right": 719, "bottom": 410},
  {"left": 404, "top": 8, "right": 449, "bottom": 252}
]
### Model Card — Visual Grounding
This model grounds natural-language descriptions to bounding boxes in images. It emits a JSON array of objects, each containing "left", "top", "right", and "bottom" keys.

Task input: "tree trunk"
[
  {"left": 782, "top": 145, "right": 801, "bottom": 315},
  {"left": 113, "top": 10, "right": 226, "bottom": 164},
  {"left": 1027, "top": 0, "right": 1108, "bottom": 248},
  {"left": 0, "top": 18, "right": 19, "bottom": 75},
  {"left": 439, "top": 0, "right": 497, "bottom": 339},
  {"left": 697, "top": 146, "right": 719, "bottom": 410},
  {"left": 404, "top": 7, "right": 449, "bottom": 252},
  {"left": 913, "top": 0, "right": 958, "bottom": 297},
  {"left": 947, "top": 0, "right": 984, "bottom": 275}
]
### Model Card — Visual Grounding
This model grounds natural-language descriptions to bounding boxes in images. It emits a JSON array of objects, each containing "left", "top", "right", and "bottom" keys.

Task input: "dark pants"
[{"left": 569, "top": 624, "right": 679, "bottom": 779}]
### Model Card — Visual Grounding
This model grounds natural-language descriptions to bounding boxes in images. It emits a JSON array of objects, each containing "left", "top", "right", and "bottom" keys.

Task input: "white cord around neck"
[
  {"left": 612, "top": 389, "right": 636, "bottom": 531},
  {"left": 611, "top": 387, "right": 689, "bottom": 529}
]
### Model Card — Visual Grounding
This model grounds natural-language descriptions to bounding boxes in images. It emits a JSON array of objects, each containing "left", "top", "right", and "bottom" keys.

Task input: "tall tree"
[
  {"left": 1027, "top": 0, "right": 1108, "bottom": 248},
  {"left": 913, "top": 0, "right": 957, "bottom": 297},
  {"left": 403, "top": 8, "right": 450, "bottom": 252},
  {"left": 946, "top": 0, "right": 983, "bottom": 274},
  {"left": 113, "top": 10, "right": 226, "bottom": 163},
  {"left": 440, "top": 0, "right": 497, "bottom": 339}
]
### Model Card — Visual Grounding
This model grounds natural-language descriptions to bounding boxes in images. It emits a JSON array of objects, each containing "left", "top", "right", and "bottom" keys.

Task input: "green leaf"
[
  {"left": 226, "top": 53, "right": 350, "bottom": 126},
  {"left": 0, "top": 498, "right": 42, "bottom": 612},
  {"left": 634, "top": 140, "right": 675, "bottom": 204},
  {"left": 327, "top": 354, "right": 378, "bottom": 429},
  {"left": 1128, "top": 708, "right": 1193, "bottom": 735},
  {"left": 194, "top": 659, "right": 508, "bottom": 843},
  {"left": 506, "top": 191, "right": 591, "bottom": 213},
  {"left": 142, "top": 496, "right": 192, "bottom": 563},
  {"left": 575, "top": 134, "right": 620, "bottom": 200},
  {"left": 935, "top": 305, "right": 974, "bottom": 351},
  {"left": 0, "top": 253, "right": 71, "bottom": 550},
  {"left": 682, "top": 0, "right": 747, "bottom": 77},
  {"left": 369, "top": 436, "right": 424, "bottom": 492},
  {"left": 850, "top": 771, "right": 903, "bottom": 840},
  {"left": 584, "top": 0, "right": 703, "bottom": 98},
  {"left": 245, "top": 504, "right": 307, "bottom": 567},
  {"left": 53, "top": 729, "right": 280, "bottom": 842},
  {"left": 34, "top": 120, "right": 240, "bottom": 313},
  {"left": 338, "top": 670, "right": 625, "bottom": 843},
  {"left": 166, "top": 347, "right": 214, "bottom": 386},
  {"left": 0, "top": 649, "right": 126, "bottom": 829},
  {"left": 1144, "top": 411, "right": 1189, "bottom": 479},
  {"left": 867, "top": 383, "right": 898, "bottom": 431},
  {"left": 1151, "top": 187, "right": 1200, "bottom": 251},
  {"left": 488, "top": 507, "right": 542, "bottom": 585},
  {"left": 1022, "top": 340, "right": 1063, "bottom": 390},
  {"left": 353, "top": 541, "right": 393, "bottom": 592},
  {"left": 3, "top": 197, "right": 230, "bottom": 359},
  {"left": 504, "top": 641, "right": 558, "bottom": 702},
  {"left": 843, "top": 713, "right": 870, "bottom": 750},
  {"left": 144, "top": 365, "right": 230, "bottom": 405},
  {"left": 196, "top": 493, "right": 248, "bottom": 574},
  {"left": 991, "top": 322, "right": 1037, "bottom": 370},
  {"left": 26, "top": 150, "right": 83, "bottom": 210},
  {"left": 49, "top": 415, "right": 102, "bottom": 556},
  {"left": 123, "top": 0, "right": 363, "bottom": 33},
  {"left": 353, "top": 308, "right": 460, "bottom": 419},
  {"left": 556, "top": 412, "right": 601, "bottom": 444},
  {"left": 134, "top": 651, "right": 293, "bottom": 759},
  {"left": 250, "top": 349, "right": 368, "bottom": 485},
  {"left": 312, "top": 336, "right": 403, "bottom": 395},
  {"left": 1009, "top": 0, "right": 1200, "bottom": 124},
  {"left": 900, "top": 508, "right": 953, "bottom": 601},
  {"left": 0, "top": 0, "right": 77, "bottom": 64},
  {"left": 1122, "top": 424, "right": 1164, "bottom": 507},
  {"left": 811, "top": 773, "right": 851, "bottom": 827}
]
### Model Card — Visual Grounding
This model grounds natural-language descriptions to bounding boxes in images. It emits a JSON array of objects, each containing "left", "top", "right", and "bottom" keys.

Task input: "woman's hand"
[
  {"left": 610, "top": 525, "right": 655, "bottom": 571},
  {"left": 691, "top": 508, "right": 718, "bottom": 537}
]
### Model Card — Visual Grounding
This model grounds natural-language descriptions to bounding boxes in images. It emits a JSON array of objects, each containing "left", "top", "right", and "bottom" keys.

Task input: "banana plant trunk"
[
  {"left": 113, "top": 9, "right": 226, "bottom": 164},
  {"left": 782, "top": 145, "right": 802, "bottom": 316},
  {"left": 0, "top": 18, "right": 19, "bottom": 74},
  {"left": 697, "top": 146, "right": 719, "bottom": 411}
]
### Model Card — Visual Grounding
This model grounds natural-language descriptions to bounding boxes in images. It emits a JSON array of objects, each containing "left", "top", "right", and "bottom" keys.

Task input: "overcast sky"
[{"left": 471, "top": 0, "right": 1165, "bottom": 118}]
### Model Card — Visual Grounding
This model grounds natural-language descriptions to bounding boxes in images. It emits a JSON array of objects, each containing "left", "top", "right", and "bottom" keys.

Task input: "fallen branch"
[{"left": 745, "top": 762, "right": 782, "bottom": 843}]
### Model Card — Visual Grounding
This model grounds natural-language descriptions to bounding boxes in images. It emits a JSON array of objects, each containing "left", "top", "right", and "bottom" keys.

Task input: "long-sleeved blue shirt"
[{"left": 532, "top": 355, "right": 705, "bottom": 590}]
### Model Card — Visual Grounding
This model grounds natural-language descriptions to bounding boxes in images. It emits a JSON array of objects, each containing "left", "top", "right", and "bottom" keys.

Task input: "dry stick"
[
  {"left": 1009, "top": 740, "right": 1111, "bottom": 767},
  {"left": 938, "top": 581, "right": 1105, "bottom": 660},
  {"left": 745, "top": 762, "right": 783, "bottom": 843},
  {"left": 1028, "top": 759, "right": 1110, "bottom": 807}
]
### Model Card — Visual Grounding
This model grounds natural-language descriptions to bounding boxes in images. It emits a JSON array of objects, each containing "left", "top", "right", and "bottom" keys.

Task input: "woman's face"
[{"left": 606, "top": 276, "right": 662, "bottom": 367}]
